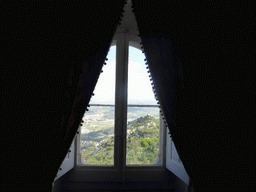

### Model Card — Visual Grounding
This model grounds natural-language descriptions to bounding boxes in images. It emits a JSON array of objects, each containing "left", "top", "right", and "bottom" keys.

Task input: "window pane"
[
  {"left": 126, "top": 107, "right": 161, "bottom": 165},
  {"left": 127, "top": 45, "right": 157, "bottom": 105},
  {"left": 90, "top": 46, "right": 116, "bottom": 105},
  {"left": 127, "top": 44, "right": 161, "bottom": 166},
  {"left": 80, "top": 106, "right": 114, "bottom": 165},
  {"left": 79, "top": 46, "right": 116, "bottom": 165}
]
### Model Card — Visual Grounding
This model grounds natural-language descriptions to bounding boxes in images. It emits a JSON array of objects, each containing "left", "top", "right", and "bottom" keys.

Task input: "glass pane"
[
  {"left": 127, "top": 44, "right": 161, "bottom": 165},
  {"left": 80, "top": 46, "right": 116, "bottom": 165},
  {"left": 90, "top": 46, "right": 116, "bottom": 105},
  {"left": 127, "top": 45, "right": 157, "bottom": 105},
  {"left": 80, "top": 106, "right": 115, "bottom": 165},
  {"left": 126, "top": 107, "right": 160, "bottom": 165}
]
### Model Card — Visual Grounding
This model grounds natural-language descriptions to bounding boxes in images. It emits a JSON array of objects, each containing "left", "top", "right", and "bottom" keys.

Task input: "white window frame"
[{"left": 73, "top": 32, "right": 167, "bottom": 182}]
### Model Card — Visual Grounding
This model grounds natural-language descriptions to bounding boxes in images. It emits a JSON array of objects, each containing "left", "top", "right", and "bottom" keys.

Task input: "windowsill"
[
  {"left": 54, "top": 168, "right": 177, "bottom": 191},
  {"left": 67, "top": 167, "right": 167, "bottom": 183},
  {"left": 74, "top": 163, "right": 165, "bottom": 171}
]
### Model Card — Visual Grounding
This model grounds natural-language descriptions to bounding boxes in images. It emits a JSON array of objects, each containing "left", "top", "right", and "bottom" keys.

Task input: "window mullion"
[{"left": 115, "top": 32, "right": 129, "bottom": 180}]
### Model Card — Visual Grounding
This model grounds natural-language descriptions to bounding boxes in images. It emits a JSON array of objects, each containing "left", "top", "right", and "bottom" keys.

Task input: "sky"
[{"left": 90, "top": 45, "right": 157, "bottom": 105}]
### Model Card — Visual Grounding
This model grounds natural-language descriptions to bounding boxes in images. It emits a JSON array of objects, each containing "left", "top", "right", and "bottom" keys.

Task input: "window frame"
[{"left": 73, "top": 32, "right": 167, "bottom": 182}]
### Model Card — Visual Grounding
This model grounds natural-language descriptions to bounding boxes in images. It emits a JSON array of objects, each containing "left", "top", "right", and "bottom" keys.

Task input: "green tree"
[{"left": 140, "top": 140, "right": 148, "bottom": 147}]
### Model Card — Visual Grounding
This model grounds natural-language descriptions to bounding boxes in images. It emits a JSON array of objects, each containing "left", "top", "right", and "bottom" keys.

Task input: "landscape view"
[
  {"left": 79, "top": 105, "right": 161, "bottom": 165},
  {"left": 78, "top": 45, "right": 163, "bottom": 166}
]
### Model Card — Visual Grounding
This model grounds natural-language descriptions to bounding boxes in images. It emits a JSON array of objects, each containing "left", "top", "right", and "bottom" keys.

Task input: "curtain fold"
[
  {"left": 132, "top": 0, "right": 195, "bottom": 186},
  {"left": 132, "top": 0, "right": 254, "bottom": 190},
  {"left": 53, "top": 1, "right": 128, "bottom": 189},
  {"left": 2, "top": 1, "right": 126, "bottom": 190}
]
